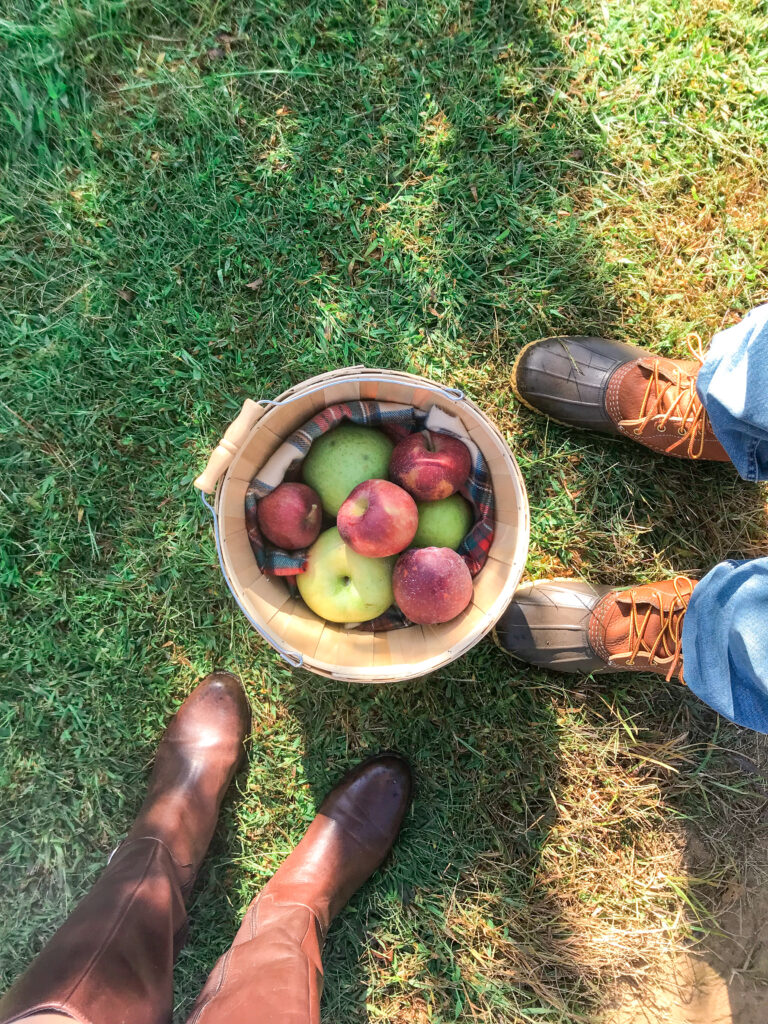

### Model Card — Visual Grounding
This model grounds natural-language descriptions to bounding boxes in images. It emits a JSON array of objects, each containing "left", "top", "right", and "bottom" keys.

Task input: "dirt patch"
[
  {"left": 589, "top": 164, "right": 768, "bottom": 340},
  {"left": 606, "top": 956, "right": 736, "bottom": 1024},
  {"left": 606, "top": 828, "right": 768, "bottom": 1023}
]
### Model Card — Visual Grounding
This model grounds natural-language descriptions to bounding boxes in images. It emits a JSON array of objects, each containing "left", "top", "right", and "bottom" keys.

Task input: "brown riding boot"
[
  {"left": 499, "top": 576, "right": 697, "bottom": 681},
  {"left": 0, "top": 672, "right": 251, "bottom": 1024},
  {"left": 186, "top": 754, "right": 413, "bottom": 1024}
]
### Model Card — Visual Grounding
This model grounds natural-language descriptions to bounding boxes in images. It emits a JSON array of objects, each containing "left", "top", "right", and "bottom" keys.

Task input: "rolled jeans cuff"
[{"left": 682, "top": 557, "right": 768, "bottom": 733}]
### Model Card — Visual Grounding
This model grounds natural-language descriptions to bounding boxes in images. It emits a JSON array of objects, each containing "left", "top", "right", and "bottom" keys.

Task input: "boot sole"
[{"left": 493, "top": 576, "right": 613, "bottom": 674}]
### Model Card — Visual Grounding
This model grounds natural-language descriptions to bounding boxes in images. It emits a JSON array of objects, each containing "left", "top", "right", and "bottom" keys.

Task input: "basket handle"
[
  {"left": 199, "top": 491, "right": 304, "bottom": 668},
  {"left": 193, "top": 377, "right": 465, "bottom": 492},
  {"left": 194, "top": 398, "right": 266, "bottom": 493}
]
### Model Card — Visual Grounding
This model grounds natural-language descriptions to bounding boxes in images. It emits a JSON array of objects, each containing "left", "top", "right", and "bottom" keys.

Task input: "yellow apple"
[{"left": 297, "top": 527, "right": 394, "bottom": 623}]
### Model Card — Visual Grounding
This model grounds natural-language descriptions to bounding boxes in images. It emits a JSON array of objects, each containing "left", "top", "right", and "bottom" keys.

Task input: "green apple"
[
  {"left": 413, "top": 494, "right": 473, "bottom": 550},
  {"left": 302, "top": 425, "right": 394, "bottom": 516},
  {"left": 297, "top": 527, "right": 394, "bottom": 623}
]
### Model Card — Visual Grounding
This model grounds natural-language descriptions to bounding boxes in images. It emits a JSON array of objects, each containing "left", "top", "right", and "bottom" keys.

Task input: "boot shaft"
[{"left": 0, "top": 839, "right": 186, "bottom": 1024}]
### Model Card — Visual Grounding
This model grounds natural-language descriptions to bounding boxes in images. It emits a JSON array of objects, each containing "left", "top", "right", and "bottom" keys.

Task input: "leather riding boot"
[
  {"left": 0, "top": 672, "right": 251, "bottom": 1024},
  {"left": 186, "top": 754, "right": 413, "bottom": 1024},
  {"left": 512, "top": 335, "right": 731, "bottom": 461},
  {"left": 498, "top": 576, "right": 697, "bottom": 680}
]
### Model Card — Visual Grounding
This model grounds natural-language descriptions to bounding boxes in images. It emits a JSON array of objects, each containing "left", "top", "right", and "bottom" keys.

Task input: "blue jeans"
[{"left": 681, "top": 304, "right": 768, "bottom": 731}]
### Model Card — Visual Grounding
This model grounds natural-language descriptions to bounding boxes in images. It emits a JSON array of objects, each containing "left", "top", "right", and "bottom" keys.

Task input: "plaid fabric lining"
[{"left": 244, "top": 400, "right": 495, "bottom": 630}]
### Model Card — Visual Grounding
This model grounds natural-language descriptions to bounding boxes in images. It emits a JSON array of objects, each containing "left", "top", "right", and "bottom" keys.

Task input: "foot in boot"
[
  {"left": 498, "top": 577, "right": 697, "bottom": 681},
  {"left": 512, "top": 335, "right": 730, "bottom": 461},
  {"left": 187, "top": 754, "right": 412, "bottom": 1024},
  {"left": 0, "top": 673, "right": 252, "bottom": 1024},
  {"left": 123, "top": 671, "right": 252, "bottom": 889},
  {"left": 260, "top": 753, "right": 413, "bottom": 930}
]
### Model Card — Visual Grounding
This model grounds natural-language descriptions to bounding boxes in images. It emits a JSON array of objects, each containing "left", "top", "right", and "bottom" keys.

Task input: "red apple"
[
  {"left": 392, "top": 547, "right": 473, "bottom": 624},
  {"left": 257, "top": 482, "right": 322, "bottom": 549},
  {"left": 389, "top": 430, "right": 471, "bottom": 501},
  {"left": 337, "top": 479, "right": 418, "bottom": 557}
]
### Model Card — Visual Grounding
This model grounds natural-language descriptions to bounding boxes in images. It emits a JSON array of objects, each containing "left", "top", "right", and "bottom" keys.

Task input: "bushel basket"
[{"left": 194, "top": 367, "right": 530, "bottom": 683}]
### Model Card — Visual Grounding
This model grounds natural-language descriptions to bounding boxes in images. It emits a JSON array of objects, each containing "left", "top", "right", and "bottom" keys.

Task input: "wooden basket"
[{"left": 194, "top": 367, "right": 529, "bottom": 683}]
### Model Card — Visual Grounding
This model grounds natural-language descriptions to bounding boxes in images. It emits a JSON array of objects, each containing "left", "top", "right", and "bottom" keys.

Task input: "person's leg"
[
  {"left": 186, "top": 754, "right": 412, "bottom": 1024},
  {"left": 694, "top": 305, "right": 768, "bottom": 481},
  {"left": 498, "top": 560, "right": 768, "bottom": 732},
  {"left": 681, "top": 557, "right": 768, "bottom": 732},
  {"left": 0, "top": 673, "right": 251, "bottom": 1024}
]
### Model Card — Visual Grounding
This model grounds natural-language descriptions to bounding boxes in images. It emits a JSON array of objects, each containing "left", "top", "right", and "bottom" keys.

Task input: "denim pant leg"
[
  {"left": 682, "top": 557, "right": 768, "bottom": 732},
  {"left": 697, "top": 304, "right": 768, "bottom": 481}
]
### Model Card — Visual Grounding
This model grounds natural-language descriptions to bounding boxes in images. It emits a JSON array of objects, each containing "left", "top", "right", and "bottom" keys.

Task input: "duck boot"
[
  {"left": 512, "top": 336, "right": 730, "bottom": 461},
  {"left": 498, "top": 576, "right": 697, "bottom": 680}
]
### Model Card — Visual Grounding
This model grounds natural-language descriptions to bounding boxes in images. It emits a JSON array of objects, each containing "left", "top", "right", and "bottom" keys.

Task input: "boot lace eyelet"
[{"left": 633, "top": 429, "right": 641, "bottom": 436}]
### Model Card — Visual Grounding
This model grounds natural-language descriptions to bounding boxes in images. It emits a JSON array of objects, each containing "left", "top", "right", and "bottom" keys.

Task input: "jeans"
[
  {"left": 681, "top": 305, "right": 768, "bottom": 731},
  {"left": 695, "top": 303, "right": 768, "bottom": 481}
]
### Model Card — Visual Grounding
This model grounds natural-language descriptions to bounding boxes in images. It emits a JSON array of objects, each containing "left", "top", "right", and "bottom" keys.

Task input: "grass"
[{"left": 2, "top": 0, "right": 768, "bottom": 1020}]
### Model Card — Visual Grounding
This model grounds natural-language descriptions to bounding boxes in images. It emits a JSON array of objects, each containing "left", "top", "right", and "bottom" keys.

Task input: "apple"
[
  {"left": 392, "top": 547, "right": 473, "bottom": 625},
  {"left": 303, "top": 425, "right": 394, "bottom": 516},
  {"left": 297, "top": 527, "right": 395, "bottom": 623},
  {"left": 337, "top": 479, "right": 418, "bottom": 558},
  {"left": 257, "top": 482, "right": 323, "bottom": 549},
  {"left": 389, "top": 430, "right": 471, "bottom": 501},
  {"left": 413, "top": 494, "right": 473, "bottom": 550}
]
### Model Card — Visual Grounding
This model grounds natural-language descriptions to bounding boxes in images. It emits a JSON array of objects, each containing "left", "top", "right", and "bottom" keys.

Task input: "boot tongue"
[
  {"left": 601, "top": 583, "right": 689, "bottom": 663},
  {"left": 614, "top": 589, "right": 687, "bottom": 612},
  {"left": 599, "top": 593, "right": 665, "bottom": 660},
  {"left": 615, "top": 357, "right": 690, "bottom": 422}
]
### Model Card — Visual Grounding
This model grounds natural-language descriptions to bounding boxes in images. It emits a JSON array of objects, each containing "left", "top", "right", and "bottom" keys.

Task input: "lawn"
[{"left": 2, "top": 0, "right": 768, "bottom": 1021}]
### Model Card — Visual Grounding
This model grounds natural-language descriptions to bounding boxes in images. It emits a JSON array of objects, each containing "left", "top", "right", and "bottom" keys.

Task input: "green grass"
[{"left": 2, "top": 0, "right": 768, "bottom": 1020}]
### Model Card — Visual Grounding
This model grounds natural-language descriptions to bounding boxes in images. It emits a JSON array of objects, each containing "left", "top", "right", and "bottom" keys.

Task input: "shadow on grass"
[
  {"left": 602, "top": 724, "right": 768, "bottom": 1024},
  {"left": 284, "top": 654, "right": 567, "bottom": 1023}
]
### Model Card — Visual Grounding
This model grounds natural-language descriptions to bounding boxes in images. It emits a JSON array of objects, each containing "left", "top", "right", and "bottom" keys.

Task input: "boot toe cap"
[
  {"left": 346, "top": 753, "right": 413, "bottom": 809},
  {"left": 513, "top": 336, "right": 644, "bottom": 433},
  {"left": 199, "top": 671, "right": 251, "bottom": 717},
  {"left": 321, "top": 753, "right": 413, "bottom": 845},
  {"left": 172, "top": 672, "right": 252, "bottom": 747},
  {"left": 497, "top": 579, "right": 612, "bottom": 673}
]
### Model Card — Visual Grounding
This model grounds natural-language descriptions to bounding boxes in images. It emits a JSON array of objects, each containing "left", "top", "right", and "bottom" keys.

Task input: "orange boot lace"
[
  {"left": 621, "top": 337, "right": 713, "bottom": 459},
  {"left": 612, "top": 576, "right": 695, "bottom": 681}
]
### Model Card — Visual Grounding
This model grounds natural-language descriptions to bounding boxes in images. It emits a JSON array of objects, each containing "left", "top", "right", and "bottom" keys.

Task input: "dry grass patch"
[{"left": 594, "top": 165, "right": 768, "bottom": 340}]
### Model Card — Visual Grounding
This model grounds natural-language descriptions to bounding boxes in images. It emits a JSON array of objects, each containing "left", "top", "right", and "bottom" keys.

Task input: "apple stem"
[{"left": 423, "top": 431, "right": 435, "bottom": 452}]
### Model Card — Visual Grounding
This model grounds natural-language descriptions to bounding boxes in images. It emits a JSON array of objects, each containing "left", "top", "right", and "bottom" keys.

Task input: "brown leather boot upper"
[
  {"left": 606, "top": 353, "right": 730, "bottom": 461},
  {"left": 512, "top": 335, "right": 731, "bottom": 462},
  {"left": 258, "top": 753, "right": 412, "bottom": 931},
  {"left": 589, "top": 577, "right": 697, "bottom": 680},
  {"left": 187, "top": 754, "right": 412, "bottom": 1024},
  {"left": 123, "top": 670, "right": 252, "bottom": 891}
]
